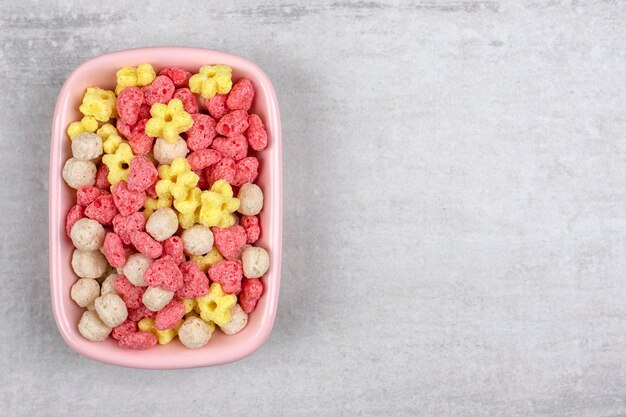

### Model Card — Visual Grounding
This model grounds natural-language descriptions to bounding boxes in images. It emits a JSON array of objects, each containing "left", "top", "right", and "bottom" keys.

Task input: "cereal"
[
  {"left": 94, "top": 293, "right": 128, "bottom": 327},
  {"left": 95, "top": 164, "right": 111, "bottom": 189},
  {"left": 78, "top": 310, "right": 112, "bottom": 342},
  {"left": 143, "top": 75, "right": 175, "bottom": 105},
  {"left": 160, "top": 67, "right": 193, "bottom": 87},
  {"left": 241, "top": 246, "right": 269, "bottom": 278},
  {"left": 102, "top": 232, "right": 126, "bottom": 268},
  {"left": 130, "top": 231, "right": 163, "bottom": 259},
  {"left": 207, "top": 94, "right": 228, "bottom": 120},
  {"left": 115, "top": 64, "right": 156, "bottom": 94},
  {"left": 85, "top": 194, "right": 118, "bottom": 225},
  {"left": 181, "top": 224, "right": 213, "bottom": 256},
  {"left": 145, "top": 207, "right": 178, "bottom": 241},
  {"left": 65, "top": 205, "right": 86, "bottom": 238},
  {"left": 144, "top": 257, "right": 183, "bottom": 291},
  {"left": 237, "top": 183, "right": 264, "bottom": 216},
  {"left": 97, "top": 124, "right": 124, "bottom": 154},
  {"left": 71, "top": 132, "right": 103, "bottom": 161},
  {"left": 226, "top": 78, "right": 254, "bottom": 111},
  {"left": 63, "top": 158, "right": 96, "bottom": 189},
  {"left": 119, "top": 331, "right": 158, "bottom": 349},
  {"left": 113, "top": 275, "right": 145, "bottom": 309},
  {"left": 198, "top": 180, "right": 240, "bottom": 228},
  {"left": 155, "top": 157, "right": 199, "bottom": 205},
  {"left": 71, "top": 249, "right": 108, "bottom": 279},
  {"left": 239, "top": 278, "right": 263, "bottom": 313},
  {"left": 100, "top": 273, "right": 118, "bottom": 295},
  {"left": 145, "top": 98, "right": 193, "bottom": 144},
  {"left": 142, "top": 286, "right": 175, "bottom": 312},
  {"left": 116, "top": 86, "right": 144, "bottom": 125},
  {"left": 111, "top": 319, "right": 137, "bottom": 340},
  {"left": 127, "top": 156, "right": 158, "bottom": 192},
  {"left": 111, "top": 181, "right": 146, "bottom": 216},
  {"left": 178, "top": 316, "right": 212, "bottom": 349},
  {"left": 206, "top": 157, "right": 236, "bottom": 186},
  {"left": 175, "top": 186, "right": 202, "bottom": 229},
  {"left": 102, "top": 142, "right": 134, "bottom": 185},
  {"left": 191, "top": 247, "right": 224, "bottom": 272},
  {"left": 196, "top": 282, "right": 236, "bottom": 327},
  {"left": 79, "top": 87, "right": 116, "bottom": 122},
  {"left": 232, "top": 156, "right": 259, "bottom": 187},
  {"left": 155, "top": 300, "right": 186, "bottom": 330},
  {"left": 176, "top": 260, "right": 209, "bottom": 299},
  {"left": 208, "top": 260, "right": 243, "bottom": 294},
  {"left": 70, "top": 218, "right": 105, "bottom": 251},
  {"left": 219, "top": 303, "right": 248, "bottom": 335},
  {"left": 173, "top": 88, "right": 199, "bottom": 114},
  {"left": 212, "top": 225, "right": 247, "bottom": 260},
  {"left": 127, "top": 305, "right": 155, "bottom": 321},
  {"left": 138, "top": 317, "right": 179, "bottom": 344},
  {"left": 112, "top": 212, "right": 146, "bottom": 245},
  {"left": 122, "top": 253, "right": 152, "bottom": 287},
  {"left": 128, "top": 119, "right": 154, "bottom": 156},
  {"left": 71, "top": 278, "right": 100, "bottom": 308},
  {"left": 189, "top": 65, "right": 232, "bottom": 99},
  {"left": 246, "top": 114, "right": 268, "bottom": 151},
  {"left": 211, "top": 134, "right": 248, "bottom": 161},
  {"left": 240, "top": 215, "right": 260, "bottom": 243},
  {"left": 163, "top": 236, "right": 185, "bottom": 265},
  {"left": 67, "top": 115, "right": 98, "bottom": 139},
  {"left": 153, "top": 137, "right": 189, "bottom": 165},
  {"left": 187, "top": 148, "right": 222, "bottom": 171},
  {"left": 216, "top": 110, "right": 249, "bottom": 137},
  {"left": 186, "top": 113, "right": 216, "bottom": 151},
  {"left": 76, "top": 186, "right": 105, "bottom": 207},
  {"left": 143, "top": 194, "right": 172, "bottom": 219}
]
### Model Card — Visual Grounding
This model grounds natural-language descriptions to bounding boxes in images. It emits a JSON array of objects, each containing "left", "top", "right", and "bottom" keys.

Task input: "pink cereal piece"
[
  {"left": 111, "top": 181, "right": 146, "bottom": 216},
  {"left": 76, "top": 186, "right": 105, "bottom": 207},
  {"left": 211, "top": 225, "right": 247, "bottom": 260},
  {"left": 194, "top": 169, "right": 209, "bottom": 190},
  {"left": 175, "top": 261, "right": 210, "bottom": 299},
  {"left": 187, "top": 149, "right": 222, "bottom": 171},
  {"left": 138, "top": 103, "right": 151, "bottom": 120},
  {"left": 128, "top": 305, "right": 156, "bottom": 321},
  {"left": 95, "top": 164, "right": 111, "bottom": 190},
  {"left": 240, "top": 215, "right": 260, "bottom": 243},
  {"left": 206, "top": 157, "right": 236, "bottom": 186},
  {"left": 112, "top": 212, "right": 146, "bottom": 245},
  {"left": 130, "top": 231, "right": 163, "bottom": 259},
  {"left": 145, "top": 182, "right": 157, "bottom": 198},
  {"left": 246, "top": 114, "right": 268, "bottom": 151},
  {"left": 186, "top": 114, "right": 216, "bottom": 151},
  {"left": 207, "top": 94, "right": 228, "bottom": 120},
  {"left": 116, "top": 119, "right": 132, "bottom": 139},
  {"left": 215, "top": 110, "right": 249, "bottom": 137},
  {"left": 163, "top": 236, "right": 185, "bottom": 265},
  {"left": 226, "top": 78, "right": 254, "bottom": 111},
  {"left": 208, "top": 260, "right": 243, "bottom": 294},
  {"left": 144, "top": 257, "right": 183, "bottom": 291},
  {"left": 159, "top": 67, "right": 192, "bottom": 87},
  {"left": 173, "top": 88, "right": 199, "bottom": 114},
  {"left": 239, "top": 277, "right": 263, "bottom": 313},
  {"left": 211, "top": 134, "right": 248, "bottom": 161},
  {"left": 143, "top": 75, "right": 175, "bottom": 105},
  {"left": 117, "top": 86, "right": 144, "bottom": 125},
  {"left": 119, "top": 331, "right": 157, "bottom": 350},
  {"left": 111, "top": 319, "right": 137, "bottom": 340},
  {"left": 232, "top": 157, "right": 259, "bottom": 187},
  {"left": 155, "top": 300, "right": 186, "bottom": 330},
  {"left": 114, "top": 275, "right": 146, "bottom": 309},
  {"left": 128, "top": 156, "right": 158, "bottom": 192},
  {"left": 102, "top": 232, "right": 126, "bottom": 268},
  {"left": 65, "top": 204, "right": 86, "bottom": 238},
  {"left": 85, "top": 194, "right": 118, "bottom": 225},
  {"left": 128, "top": 119, "right": 154, "bottom": 156}
]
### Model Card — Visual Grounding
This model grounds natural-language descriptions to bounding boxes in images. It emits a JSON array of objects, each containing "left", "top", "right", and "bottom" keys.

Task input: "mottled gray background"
[{"left": 1, "top": 0, "right": 625, "bottom": 415}]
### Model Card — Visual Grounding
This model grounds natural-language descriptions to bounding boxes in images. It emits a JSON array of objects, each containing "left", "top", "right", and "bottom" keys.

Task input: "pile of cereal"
[{"left": 63, "top": 63, "right": 269, "bottom": 350}]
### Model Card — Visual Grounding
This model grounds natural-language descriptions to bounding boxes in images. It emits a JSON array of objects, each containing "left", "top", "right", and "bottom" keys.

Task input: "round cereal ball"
[
  {"left": 237, "top": 183, "right": 264, "bottom": 216},
  {"left": 70, "top": 278, "right": 100, "bottom": 308},
  {"left": 94, "top": 293, "right": 128, "bottom": 327},
  {"left": 62, "top": 158, "right": 97, "bottom": 189},
  {"left": 71, "top": 249, "right": 109, "bottom": 279},
  {"left": 78, "top": 310, "right": 112, "bottom": 342},
  {"left": 178, "top": 316, "right": 212, "bottom": 349},
  {"left": 100, "top": 273, "right": 118, "bottom": 295},
  {"left": 236, "top": 243, "right": 251, "bottom": 260},
  {"left": 241, "top": 246, "right": 269, "bottom": 278},
  {"left": 146, "top": 208, "right": 179, "bottom": 242},
  {"left": 123, "top": 253, "right": 152, "bottom": 287},
  {"left": 71, "top": 132, "right": 103, "bottom": 161},
  {"left": 70, "top": 218, "right": 105, "bottom": 251},
  {"left": 142, "top": 286, "right": 174, "bottom": 312},
  {"left": 181, "top": 225, "right": 213, "bottom": 256},
  {"left": 153, "top": 137, "right": 188, "bottom": 165},
  {"left": 219, "top": 304, "right": 248, "bottom": 335}
]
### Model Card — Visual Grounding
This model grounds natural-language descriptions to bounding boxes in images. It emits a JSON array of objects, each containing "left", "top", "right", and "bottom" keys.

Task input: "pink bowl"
[{"left": 49, "top": 47, "right": 282, "bottom": 368}]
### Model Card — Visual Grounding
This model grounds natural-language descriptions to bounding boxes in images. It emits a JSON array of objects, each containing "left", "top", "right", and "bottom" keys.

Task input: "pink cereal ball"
[
  {"left": 226, "top": 78, "right": 255, "bottom": 111},
  {"left": 143, "top": 75, "right": 175, "bottom": 105},
  {"left": 113, "top": 274, "right": 146, "bottom": 309},
  {"left": 215, "top": 110, "right": 249, "bottom": 137},
  {"left": 159, "top": 67, "right": 192, "bottom": 87},
  {"left": 76, "top": 186, "right": 105, "bottom": 207},
  {"left": 111, "top": 181, "right": 146, "bottom": 216},
  {"left": 95, "top": 164, "right": 111, "bottom": 190},
  {"left": 239, "top": 277, "right": 263, "bottom": 313},
  {"left": 206, "top": 157, "right": 236, "bottom": 186},
  {"left": 246, "top": 114, "right": 268, "bottom": 151},
  {"left": 240, "top": 215, "right": 260, "bottom": 243},
  {"left": 127, "top": 305, "right": 155, "bottom": 321},
  {"left": 195, "top": 168, "right": 209, "bottom": 190},
  {"left": 178, "top": 316, "right": 212, "bottom": 349},
  {"left": 117, "top": 86, "right": 144, "bottom": 125},
  {"left": 102, "top": 232, "right": 126, "bottom": 268},
  {"left": 208, "top": 260, "right": 243, "bottom": 294},
  {"left": 207, "top": 94, "right": 228, "bottom": 120},
  {"left": 85, "top": 194, "right": 118, "bottom": 226},
  {"left": 232, "top": 157, "right": 259, "bottom": 187},
  {"left": 144, "top": 257, "right": 183, "bottom": 291},
  {"left": 111, "top": 319, "right": 137, "bottom": 340},
  {"left": 127, "top": 156, "right": 158, "bottom": 192},
  {"left": 163, "top": 236, "right": 185, "bottom": 265},
  {"left": 153, "top": 137, "right": 188, "bottom": 165},
  {"left": 187, "top": 149, "right": 222, "bottom": 171},
  {"left": 71, "top": 249, "right": 108, "bottom": 279},
  {"left": 66, "top": 205, "right": 86, "bottom": 238},
  {"left": 63, "top": 157, "right": 96, "bottom": 189},
  {"left": 116, "top": 119, "right": 132, "bottom": 139},
  {"left": 70, "top": 218, "right": 105, "bottom": 251},
  {"left": 130, "top": 231, "right": 163, "bottom": 259},
  {"left": 146, "top": 207, "right": 179, "bottom": 242},
  {"left": 142, "top": 286, "right": 174, "bottom": 312},
  {"left": 155, "top": 299, "right": 186, "bottom": 330},
  {"left": 211, "top": 134, "right": 248, "bottom": 161},
  {"left": 78, "top": 310, "right": 111, "bottom": 342},
  {"left": 186, "top": 114, "right": 216, "bottom": 151},
  {"left": 176, "top": 261, "right": 209, "bottom": 299},
  {"left": 137, "top": 103, "right": 151, "bottom": 120},
  {"left": 112, "top": 212, "right": 146, "bottom": 245},
  {"left": 219, "top": 303, "right": 248, "bottom": 335},
  {"left": 128, "top": 119, "right": 154, "bottom": 156},
  {"left": 212, "top": 225, "right": 247, "bottom": 260},
  {"left": 173, "top": 88, "right": 199, "bottom": 113},
  {"left": 119, "top": 331, "right": 158, "bottom": 349}
]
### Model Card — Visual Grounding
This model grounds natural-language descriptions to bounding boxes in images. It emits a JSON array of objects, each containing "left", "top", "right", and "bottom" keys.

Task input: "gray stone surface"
[{"left": 1, "top": 0, "right": 626, "bottom": 415}]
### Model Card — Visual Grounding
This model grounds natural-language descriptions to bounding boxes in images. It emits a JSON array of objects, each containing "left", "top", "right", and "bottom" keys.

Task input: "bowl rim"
[{"left": 49, "top": 47, "right": 282, "bottom": 369}]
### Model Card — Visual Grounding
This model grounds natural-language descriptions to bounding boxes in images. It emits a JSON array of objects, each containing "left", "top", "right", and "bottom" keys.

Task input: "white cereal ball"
[
  {"left": 142, "top": 286, "right": 174, "bottom": 312},
  {"left": 219, "top": 304, "right": 248, "bottom": 335},
  {"left": 70, "top": 218, "right": 105, "bottom": 251},
  {"left": 241, "top": 246, "right": 269, "bottom": 278},
  {"left": 123, "top": 253, "right": 152, "bottom": 287},
  {"left": 100, "top": 273, "right": 118, "bottom": 295},
  {"left": 237, "top": 183, "right": 264, "bottom": 216},
  {"left": 70, "top": 278, "right": 100, "bottom": 308},
  {"left": 146, "top": 208, "right": 179, "bottom": 242},
  {"left": 71, "top": 249, "right": 109, "bottom": 279},
  {"left": 78, "top": 310, "right": 111, "bottom": 342},
  {"left": 94, "top": 293, "right": 128, "bottom": 327},
  {"left": 181, "top": 225, "right": 213, "bottom": 256},
  {"left": 178, "top": 316, "right": 212, "bottom": 349},
  {"left": 153, "top": 137, "right": 188, "bottom": 165},
  {"left": 62, "top": 158, "right": 96, "bottom": 189},
  {"left": 71, "top": 132, "right": 103, "bottom": 161}
]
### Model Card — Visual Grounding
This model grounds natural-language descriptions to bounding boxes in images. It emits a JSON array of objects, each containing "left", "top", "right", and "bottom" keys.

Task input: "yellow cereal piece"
[
  {"left": 145, "top": 99, "right": 193, "bottom": 144},
  {"left": 138, "top": 317, "right": 182, "bottom": 345},
  {"left": 189, "top": 64, "right": 232, "bottom": 99},
  {"left": 182, "top": 299, "right": 196, "bottom": 315},
  {"left": 195, "top": 283, "right": 236, "bottom": 327},
  {"left": 67, "top": 115, "right": 98, "bottom": 139},
  {"left": 115, "top": 64, "right": 156, "bottom": 94},
  {"left": 102, "top": 142, "right": 134, "bottom": 184},
  {"left": 143, "top": 195, "right": 172, "bottom": 218},
  {"left": 198, "top": 180, "right": 240, "bottom": 228},
  {"left": 154, "top": 157, "right": 199, "bottom": 218},
  {"left": 97, "top": 123, "right": 124, "bottom": 154},
  {"left": 191, "top": 247, "right": 224, "bottom": 272},
  {"left": 176, "top": 187, "right": 202, "bottom": 229},
  {"left": 79, "top": 87, "right": 116, "bottom": 122}
]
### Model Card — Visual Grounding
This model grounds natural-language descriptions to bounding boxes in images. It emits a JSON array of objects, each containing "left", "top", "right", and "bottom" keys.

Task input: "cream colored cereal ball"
[
  {"left": 94, "top": 293, "right": 128, "bottom": 327},
  {"left": 100, "top": 273, "right": 118, "bottom": 295},
  {"left": 123, "top": 253, "right": 152, "bottom": 287},
  {"left": 70, "top": 218, "right": 105, "bottom": 251},
  {"left": 142, "top": 286, "right": 174, "bottom": 312},
  {"left": 181, "top": 225, "right": 213, "bottom": 256},
  {"left": 178, "top": 316, "right": 212, "bottom": 349},
  {"left": 146, "top": 208, "right": 179, "bottom": 242},
  {"left": 153, "top": 137, "right": 188, "bottom": 165},
  {"left": 71, "top": 132, "right": 103, "bottom": 161},
  {"left": 219, "top": 304, "right": 248, "bottom": 335},
  {"left": 241, "top": 246, "right": 269, "bottom": 278},
  {"left": 237, "top": 183, "right": 264, "bottom": 216},
  {"left": 78, "top": 310, "right": 111, "bottom": 342},
  {"left": 62, "top": 158, "right": 96, "bottom": 189},
  {"left": 71, "top": 249, "right": 109, "bottom": 279},
  {"left": 70, "top": 278, "right": 100, "bottom": 308}
]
